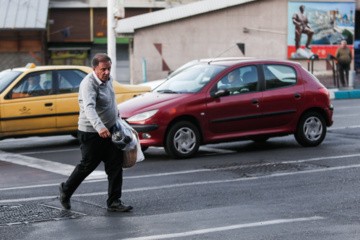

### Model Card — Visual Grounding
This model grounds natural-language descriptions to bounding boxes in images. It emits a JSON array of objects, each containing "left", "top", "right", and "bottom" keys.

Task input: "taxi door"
[
  {"left": 55, "top": 69, "right": 87, "bottom": 130},
  {"left": 0, "top": 71, "right": 56, "bottom": 135}
]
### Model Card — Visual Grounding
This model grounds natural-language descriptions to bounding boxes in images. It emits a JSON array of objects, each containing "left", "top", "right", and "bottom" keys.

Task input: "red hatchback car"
[{"left": 118, "top": 59, "right": 334, "bottom": 159}]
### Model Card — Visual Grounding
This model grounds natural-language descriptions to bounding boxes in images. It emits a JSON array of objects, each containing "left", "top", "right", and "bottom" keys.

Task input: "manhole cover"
[{"left": 0, "top": 204, "right": 85, "bottom": 226}]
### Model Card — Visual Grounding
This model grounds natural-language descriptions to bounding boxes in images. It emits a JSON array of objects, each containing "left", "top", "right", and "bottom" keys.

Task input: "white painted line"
[
  {"left": 19, "top": 148, "right": 79, "bottom": 155},
  {"left": 0, "top": 150, "right": 105, "bottom": 180},
  {"left": 121, "top": 216, "right": 324, "bottom": 240},
  {"left": 1, "top": 153, "right": 360, "bottom": 192},
  {"left": 2, "top": 162, "right": 360, "bottom": 204},
  {"left": 283, "top": 153, "right": 360, "bottom": 164},
  {"left": 335, "top": 114, "right": 360, "bottom": 117},
  {"left": 199, "top": 146, "right": 235, "bottom": 153},
  {"left": 330, "top": 125, "right": 360, "bottom": 130}
]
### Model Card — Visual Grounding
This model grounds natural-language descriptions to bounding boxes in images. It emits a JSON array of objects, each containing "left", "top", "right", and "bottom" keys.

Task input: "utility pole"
[{"left": 107, "top": 0, "right": 117, "bottom": 81}]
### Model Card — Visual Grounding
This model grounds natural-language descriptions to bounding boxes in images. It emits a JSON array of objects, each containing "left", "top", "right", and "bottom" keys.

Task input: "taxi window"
[
  {"left": 10, "top": 72, "right": 52, "bottom": 99},
  {"left": 57, "top": 70, "right": 87, "bottom": 94},
  {"left": 0, "top": 70, "right": 22, "bottom": 94}
]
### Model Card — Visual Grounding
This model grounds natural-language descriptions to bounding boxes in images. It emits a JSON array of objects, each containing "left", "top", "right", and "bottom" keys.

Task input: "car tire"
[
  {"left": 295, "top": 111, "right": 326, "bottom": 147},
  {"left": 165, "top": 121, "right": 200, "bottom": 159}
]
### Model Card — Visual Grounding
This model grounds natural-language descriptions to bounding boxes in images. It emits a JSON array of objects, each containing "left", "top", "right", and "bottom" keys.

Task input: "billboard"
[{"left": 288, "top": 1, "right": 355, "bottom": 59}]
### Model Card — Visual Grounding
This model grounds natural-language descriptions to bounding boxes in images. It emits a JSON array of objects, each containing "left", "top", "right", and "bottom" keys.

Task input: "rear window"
[
  {"left": 57, "top": 69, "right": 87, "bottom": 94},
  {"left": 264, "top": 65, "right": 297, "bottom": 90},
  {"left": 0, "top": 70, "right": 22, "bottom": 94}
]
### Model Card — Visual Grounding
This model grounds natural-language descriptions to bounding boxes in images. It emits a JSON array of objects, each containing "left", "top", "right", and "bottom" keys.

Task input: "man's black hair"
[{"left": 92, "top": 53, "right": 112, "bottom": 67}]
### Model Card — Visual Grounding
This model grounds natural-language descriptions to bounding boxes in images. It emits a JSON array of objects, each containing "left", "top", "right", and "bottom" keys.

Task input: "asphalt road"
[{"left": 1, "top": 99, "right": 360, "bottom": 240}]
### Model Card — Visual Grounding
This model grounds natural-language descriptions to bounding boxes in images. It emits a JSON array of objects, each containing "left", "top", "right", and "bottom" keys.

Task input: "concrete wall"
[
  {"left": 131, "top": 0, "right": 358, "bottom": 84},
  {"left": 0, "top": 52, "right": 42, "bottom": 70}
]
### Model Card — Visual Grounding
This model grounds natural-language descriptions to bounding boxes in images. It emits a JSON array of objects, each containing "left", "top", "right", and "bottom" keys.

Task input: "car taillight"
[{"left": 318, "top": 87, "right": 329, "bottom": 98}]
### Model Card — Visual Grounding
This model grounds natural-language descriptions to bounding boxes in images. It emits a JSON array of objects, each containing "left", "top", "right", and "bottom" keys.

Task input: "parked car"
[
  {"left": 118, "top": 59, "right": 334, "bottom": 159},
  {"left": 0, "top": 63, "right": 150, "bottom": 140},
  {"left": 139, "top": 57, "right": 250, "bottom": 90}
]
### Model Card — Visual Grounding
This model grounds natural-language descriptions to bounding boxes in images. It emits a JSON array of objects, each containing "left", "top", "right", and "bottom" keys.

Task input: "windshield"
[
  {"left": 155, "top": 64, "right": 227, "bottom": 93},
  {"left": 167, "top": 60, "right": 200, "bottom": 79},
  {"left": 0, "top": 70, "right": 22, "bottom": 94}
]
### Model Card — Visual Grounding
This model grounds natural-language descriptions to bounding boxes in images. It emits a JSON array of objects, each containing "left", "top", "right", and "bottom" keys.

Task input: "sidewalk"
[{"left": 315, "top": 72, "right": 360, "bottom": 100}]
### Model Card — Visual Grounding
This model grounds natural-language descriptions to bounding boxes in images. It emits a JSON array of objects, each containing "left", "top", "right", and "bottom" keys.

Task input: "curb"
[{"left": 328, "top": 88, "right": 360, "bottom": 100}]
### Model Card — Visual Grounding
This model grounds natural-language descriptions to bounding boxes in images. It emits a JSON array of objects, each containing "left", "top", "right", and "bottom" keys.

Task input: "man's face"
[
  {"left": 93, "top": 61, "right": 111, "bottom": 81},
  {"left": 29, "top": 77, "right": 39, "bottom": 86},
  {"left": 300, "top": 6, "right": 305, "bottom": 13},
  {"left": 228, "top": 72, "right": 236, "bottom": 83}
]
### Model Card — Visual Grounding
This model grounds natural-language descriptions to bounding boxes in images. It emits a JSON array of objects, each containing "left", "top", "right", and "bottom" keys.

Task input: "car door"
[
  {"left": 55, "top": 69, "right": 87, "bottom": 129},
  {"left": 1, "top": 71, "right": 56, "bottom": 134},
  {"left": 206, "top": 65, "right": 263, "bottom": 139},
  {"left": 260, "top": 64, "right": 304, "bottom": 130}
]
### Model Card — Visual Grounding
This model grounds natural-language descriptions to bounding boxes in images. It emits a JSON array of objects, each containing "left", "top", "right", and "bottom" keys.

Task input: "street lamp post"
[{"left": 107, "top": 0, "right": 117, "bottom": 81}]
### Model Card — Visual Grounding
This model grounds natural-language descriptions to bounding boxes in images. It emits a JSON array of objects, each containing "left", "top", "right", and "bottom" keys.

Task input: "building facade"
[
  {"left": 116, "top": 0, "right": 360, "bottom": 85},
  {"left": 1, "top": 0, "right": 358, "bottom": 86},
  {"left": 0, "top": 0, "right": 200, "bottom": 83}
]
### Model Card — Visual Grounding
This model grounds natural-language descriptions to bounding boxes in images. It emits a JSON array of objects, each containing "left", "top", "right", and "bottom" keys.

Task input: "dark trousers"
[
  {"left": 63, "top": 130, "right": 124, "bottom": 207},
  {"left": 338, "top": 63, "right": 350, "bottom": 87}
]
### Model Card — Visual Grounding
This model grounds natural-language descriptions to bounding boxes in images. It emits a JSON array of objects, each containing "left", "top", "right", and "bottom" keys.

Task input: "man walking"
[
  {"left": 336, "top": 40, "right": 352, "bottom": 87},
  {"left": 59, "top": 53, "right": 132, "bottom": 212}
]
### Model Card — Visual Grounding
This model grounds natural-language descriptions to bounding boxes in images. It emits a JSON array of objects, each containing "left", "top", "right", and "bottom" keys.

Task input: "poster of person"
[{"left": 287, "top": 1, "right": 355, "bottom": 59}]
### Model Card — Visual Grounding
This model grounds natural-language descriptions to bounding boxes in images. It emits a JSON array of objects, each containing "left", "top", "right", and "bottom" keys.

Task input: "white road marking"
[
  {"left": 329, "top": 125, "right": 360, "bottom": 130},
  {"left": 18, "top": 148, "right": 79, "bottom": 155},
  {"left": 120, "top": 216, "right": 324, "bottom": 240},
  {"left": 1, "top": 162, "right": 360, "bottom": 204},
  {"left": 13, "top": 146, "right": 234, "bottom": 156},
  {"left": 1, "top": 153, "right": 360, "bottom": 192},
  {"left": 0, "top": 150, "right": 105, "bottom": 180},
  {"left": 199, "top": 146, "right": 235, "bottom": 153},
  {"left": 335, "top": 114, "right": 360, "bottom": 117}
]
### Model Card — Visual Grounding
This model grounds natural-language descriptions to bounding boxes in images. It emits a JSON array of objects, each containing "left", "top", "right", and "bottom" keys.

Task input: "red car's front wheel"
[{"left": 165, "top": 121, "right": 200, "bottom": 159}]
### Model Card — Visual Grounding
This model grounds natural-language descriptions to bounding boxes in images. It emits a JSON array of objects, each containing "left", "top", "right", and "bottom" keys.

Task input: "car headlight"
[{"left": 127, "top": 109, "right": 158, "bottom": 122}]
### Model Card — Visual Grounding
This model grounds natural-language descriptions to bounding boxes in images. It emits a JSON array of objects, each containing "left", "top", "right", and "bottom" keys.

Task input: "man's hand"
[{"left": 99, "top": 128, "right": 111, "bottom": 138}]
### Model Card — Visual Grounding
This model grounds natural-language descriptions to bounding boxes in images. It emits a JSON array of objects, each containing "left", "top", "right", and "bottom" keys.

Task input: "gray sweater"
[{"left": 78, "top": 72, "right": 118, "bottom": 133}]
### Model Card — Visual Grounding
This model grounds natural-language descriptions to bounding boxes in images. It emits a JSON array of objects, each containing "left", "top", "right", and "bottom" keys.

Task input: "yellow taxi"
[{"left": 0, "top": 63, "right": 150, "bottom": 140}]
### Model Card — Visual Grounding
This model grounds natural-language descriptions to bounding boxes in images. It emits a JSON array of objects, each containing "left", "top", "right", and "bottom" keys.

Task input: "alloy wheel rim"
[
  {"left": 303, "top": 116, "right": 323, "bottom": 141},
  {"left": 173, "top": 127, "right": 196, "bottom": 154}
]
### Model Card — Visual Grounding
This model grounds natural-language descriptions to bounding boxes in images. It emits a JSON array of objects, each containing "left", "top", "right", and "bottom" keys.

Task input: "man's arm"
[
  {"left": 292, "top": 13, "right": 300, "bottom": 26},
  {"left": 80, "top": 81, "right": 109, "bottom": 137}
]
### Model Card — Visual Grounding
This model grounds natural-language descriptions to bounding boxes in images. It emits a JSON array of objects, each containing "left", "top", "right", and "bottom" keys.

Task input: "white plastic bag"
[
  {"left": 112, "top": 117, "right": 135, "bottom": 151},
  {"left": 135, "top": 132, "right": 145, "bottom": 163},
  {"left": 122, "top": 132, "right": 136, "bottom": 152},
  {"left": 122, "top": 129, "right": 145, "bottom": 168}
]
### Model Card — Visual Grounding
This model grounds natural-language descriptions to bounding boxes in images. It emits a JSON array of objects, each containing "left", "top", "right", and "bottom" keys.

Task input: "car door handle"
[
  {"left": 45, "top": 103, "right": 53, "bottom": 107},
  {"left": 252, "top": 99, "right": 259, "bottom": 104},
  {"left": 294, "top": 93, "right": 301, "bottom": 98}
]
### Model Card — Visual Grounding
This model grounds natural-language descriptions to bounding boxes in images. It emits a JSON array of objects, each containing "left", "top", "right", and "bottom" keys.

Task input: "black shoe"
[
  {"left": 107, "top": 200, "right": 133, "bottom": 212},
  {"left": 59, "top": 182, "right": 71, "bottom": 210}
]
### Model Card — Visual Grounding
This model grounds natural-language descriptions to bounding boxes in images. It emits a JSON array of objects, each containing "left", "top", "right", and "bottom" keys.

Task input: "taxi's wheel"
[
  {"left": 295, "top": 111, "right": 326, "bottom": 147},
  {"left": 165, "top": 121, "right": 200, "bottom": 159}
]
